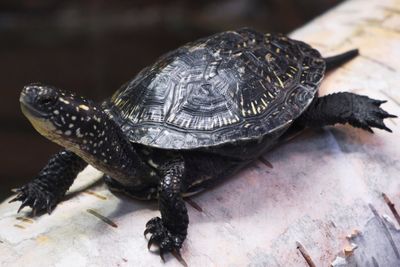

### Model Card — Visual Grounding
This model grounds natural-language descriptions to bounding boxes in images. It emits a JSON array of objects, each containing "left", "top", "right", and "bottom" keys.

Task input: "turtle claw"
[
  {"left": 144, "top": 217, "right": 184, "bottom": 261},
  {"left": 32, "top": 207, "right": 37, "bottom": 217},
  {"left": 171, "top": 249, "right": 188, "bottom": 267},
  {"left": 17, "top": 199, "right": 30, "bottom": 213},
  {"left": 9, "top": 193, "right": 23, "bottom": 203},
  {"left": 10, "top": 181, "right": 59, "bottom": 216},
  {"left": 11, "top": 188, "right": 23, "bottom": 193},
  {"left": 160, "top": 250, "right": 165, "bottom": 262},
  {"left": 46, "top": 196, "right": 55, "bottom": 215},
  {"left": 349, "top": 96, "right": 396, "bottom": 133},
  {"left": 46, "top": 205, "right": 53, "bottom": 215},
  {"left": 372, "top": 99, "right": 387, "bottom": 105},
  {"left": 148, "top": 234, "right": 157, "bottom": 250},
  {"left": 144, "top": 228, "right": 151, "bottom": 237}
]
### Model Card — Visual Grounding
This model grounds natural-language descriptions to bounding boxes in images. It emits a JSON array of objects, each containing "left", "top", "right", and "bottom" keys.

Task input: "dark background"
[{"left": 0, "top": 0, "right": 342, "bottom": 201}]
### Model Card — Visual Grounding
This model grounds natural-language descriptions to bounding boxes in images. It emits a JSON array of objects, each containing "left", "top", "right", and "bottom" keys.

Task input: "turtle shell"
[{"left": 106, "top": 28, "right": 325, "bottom": 149}]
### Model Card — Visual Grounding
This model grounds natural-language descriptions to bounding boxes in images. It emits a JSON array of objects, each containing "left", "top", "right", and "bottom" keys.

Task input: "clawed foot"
[
  {"left": 9, "top": 181, "right": 59, "bottom": 216},
  {"left": 350, "top": 96, "right": 396, "bottom": 133},
  {"left": 144, "top": 217, "right": 184, "bottom": 261}
]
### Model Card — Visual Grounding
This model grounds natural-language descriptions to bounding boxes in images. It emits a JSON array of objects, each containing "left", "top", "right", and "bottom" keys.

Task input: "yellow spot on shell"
[
  {"left": 265, "top": 53, "right": 273, "bottom": 62},
  {"left": 251, "top": 102, "right": 257, "bottom": 114},
  {"left": 261, "top": 98, "right": 268, "bottom": 106},
  {"left": 273, "top": 71, "right": 284, "bottom": 88}
]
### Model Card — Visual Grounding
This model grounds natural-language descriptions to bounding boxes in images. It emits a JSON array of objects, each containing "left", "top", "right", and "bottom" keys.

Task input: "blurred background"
[{"left": 0, "top": 0, "right": 343, "bottom": 201}]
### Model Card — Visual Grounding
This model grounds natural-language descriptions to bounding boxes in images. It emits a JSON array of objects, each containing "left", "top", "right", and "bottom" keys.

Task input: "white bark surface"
[{"left": 1, "top": 0, "right": 400, "bottom": 266}]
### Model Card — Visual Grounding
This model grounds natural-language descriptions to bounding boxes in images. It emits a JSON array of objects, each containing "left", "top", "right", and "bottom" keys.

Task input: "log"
[{"left": 1, "top": 0, "right": 400, "bottom": 266}]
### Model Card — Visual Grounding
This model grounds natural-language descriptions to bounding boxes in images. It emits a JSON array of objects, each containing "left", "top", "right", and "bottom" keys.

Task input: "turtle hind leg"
[
  {"left": 297, "top": 92, "right": 396, "bottom": 133},
  {"left": 324, "top": 49, "right": 359, "bottom": 71}
]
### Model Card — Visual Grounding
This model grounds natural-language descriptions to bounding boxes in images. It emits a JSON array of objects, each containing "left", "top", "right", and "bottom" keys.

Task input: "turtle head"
[
  {"left": 20, "top": 83, "right": 102, "bottom": 149},
  {"left": 20, "top": 83, "right": 154, "bottom": 185}
]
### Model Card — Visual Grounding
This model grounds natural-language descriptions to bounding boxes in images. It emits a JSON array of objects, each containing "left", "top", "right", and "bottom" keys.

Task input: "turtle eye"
[{"left": 37, "top": 96, "right": 57, "bottom": 107}]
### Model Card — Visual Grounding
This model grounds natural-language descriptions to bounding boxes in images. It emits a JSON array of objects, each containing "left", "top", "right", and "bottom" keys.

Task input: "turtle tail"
[{"left": 324, "top": 49, "right": 359, "bottom": 71}]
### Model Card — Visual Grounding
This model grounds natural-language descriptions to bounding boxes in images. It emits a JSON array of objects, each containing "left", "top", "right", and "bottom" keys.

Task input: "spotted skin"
[
  {"left": 13, "top": 28, "right": 396, "bottom": 261},
  {"left": 20, "top": 84, "right": 155, "bottom": 187}
]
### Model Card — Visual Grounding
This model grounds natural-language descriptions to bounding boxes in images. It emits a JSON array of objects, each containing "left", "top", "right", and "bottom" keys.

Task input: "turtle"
[{"left": 12, "top": 28, "right": 396, "bottom": 259}]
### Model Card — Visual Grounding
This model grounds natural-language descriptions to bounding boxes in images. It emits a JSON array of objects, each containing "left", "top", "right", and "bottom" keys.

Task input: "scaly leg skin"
[
  {"left": 9, "top": 150, "right": 87, "bottom": 215},
  {"left": 144, "top": 158, "right": 188, "bottom": 261},
  {"left": 298, "top": 92, "right": 397, "bottom": 132}
]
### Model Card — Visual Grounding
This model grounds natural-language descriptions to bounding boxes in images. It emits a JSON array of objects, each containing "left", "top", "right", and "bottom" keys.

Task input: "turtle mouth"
[
  {"left": 20, "top": 92, "right": 50, "bottom": 119},
  {"left": 20, "top": 98, "right": 62, "bottom": 144}
]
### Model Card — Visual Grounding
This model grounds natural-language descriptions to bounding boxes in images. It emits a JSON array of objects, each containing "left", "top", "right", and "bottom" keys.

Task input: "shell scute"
[{"left": 107, "top": 28, "right": 325, "bottom": 149}]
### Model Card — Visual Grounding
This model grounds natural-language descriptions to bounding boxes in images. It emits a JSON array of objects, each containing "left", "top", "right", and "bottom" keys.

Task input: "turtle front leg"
[
  {"left": 298, "top": 92, "right": 396, "bottom": 132},
  {"left": 144, "top": 158, "right": 188, "bottom": 260},
  {"left": 10, "top": 150, "right": 87, "bottom": 215}
]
